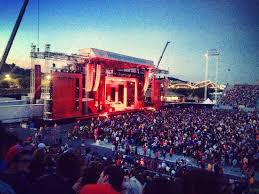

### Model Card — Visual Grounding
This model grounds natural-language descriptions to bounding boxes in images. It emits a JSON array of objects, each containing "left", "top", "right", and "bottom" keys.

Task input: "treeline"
[{"left": 0, "top": 63, "right": 30, "bottom": 89}]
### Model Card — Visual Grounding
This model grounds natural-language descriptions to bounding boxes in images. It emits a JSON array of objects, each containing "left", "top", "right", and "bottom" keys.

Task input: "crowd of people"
[
  {"left": 0, "top": 104, "right": 259, "bottom": 194},
  {"left": 0, "top": 121, "right": 256, "bottom": 194},
  {"left": 74, "top": 107, "right": 258, "bottom": 174},
  {"left": 0, "top": 123, "right": 239, "bottom": 194},
  {"left": 220, "top": 85, "right": 259, "bottom": 108}
]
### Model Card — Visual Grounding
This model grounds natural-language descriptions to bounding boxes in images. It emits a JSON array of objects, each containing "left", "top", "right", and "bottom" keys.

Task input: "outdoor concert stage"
[{"left": 33, "top": 48, "right": 165, "bottom": 121}]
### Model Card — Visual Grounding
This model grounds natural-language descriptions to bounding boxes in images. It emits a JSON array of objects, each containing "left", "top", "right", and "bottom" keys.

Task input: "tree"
[
  {"left": 19, "top": 77, "right": 30, "bottom": 89},
  {"left": 0, "top": 80, "right": 10, "bottom": 88}
]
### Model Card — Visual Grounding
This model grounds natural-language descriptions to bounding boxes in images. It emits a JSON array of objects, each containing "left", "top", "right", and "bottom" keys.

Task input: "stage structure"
[{"left": 30, "top": 45, "right": 165, "bottom": 120}]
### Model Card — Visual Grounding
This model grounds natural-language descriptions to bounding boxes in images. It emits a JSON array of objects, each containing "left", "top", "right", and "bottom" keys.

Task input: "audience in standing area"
[{"left": 0, "top": 91, "right": 259, "bottom": 194}]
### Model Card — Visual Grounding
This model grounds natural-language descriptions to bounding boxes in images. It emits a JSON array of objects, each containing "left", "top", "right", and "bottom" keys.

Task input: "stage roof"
[{"left": 79, "top": 48, "right": 154, "bottom": 68}]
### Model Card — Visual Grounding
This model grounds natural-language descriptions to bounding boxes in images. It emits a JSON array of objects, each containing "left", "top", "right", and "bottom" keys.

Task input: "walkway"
[{"left": 91, "top": 141, "right": 259, "bottom": 181}]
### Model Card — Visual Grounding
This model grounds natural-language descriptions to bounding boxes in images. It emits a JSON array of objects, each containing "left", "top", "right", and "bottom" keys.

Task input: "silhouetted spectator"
[
  {"left": 31, "top": 152, "right": 80, "bottom": 194},
  {"left": 0, "top": 144, "right": 32, "bottom": 194},
  {"left": 80, "top": 165, "right": 124, "bottom": 194}
]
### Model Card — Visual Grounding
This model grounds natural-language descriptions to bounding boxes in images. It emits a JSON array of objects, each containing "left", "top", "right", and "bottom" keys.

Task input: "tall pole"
[
  {"left": 204, "top": 52, "right": 208, "bottom": 100},
  {"left": 30, "top": 44, "right": 36, "bottom": 103},
  {"left": 0, "top": 0, "right": 29, "bottom": 71},
  {"left": 215, "top": 54, "right": 219, "bottom": 104},
  {"left": 204, "top": 49, "right": 220, "bottom": 102}
]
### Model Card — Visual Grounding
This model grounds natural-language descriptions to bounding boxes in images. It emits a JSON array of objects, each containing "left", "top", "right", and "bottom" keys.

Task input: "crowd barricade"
[
  {"left": 239, "top": 106, "right": 256, "bottom": 112},
  {"left": 213, "top": 105, "right": 233, "bottom": 110}
]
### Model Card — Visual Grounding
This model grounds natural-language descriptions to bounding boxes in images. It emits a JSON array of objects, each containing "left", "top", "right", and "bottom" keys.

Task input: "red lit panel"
[{"left": 51, "top": 72, "right": 82, "bottom": 119}]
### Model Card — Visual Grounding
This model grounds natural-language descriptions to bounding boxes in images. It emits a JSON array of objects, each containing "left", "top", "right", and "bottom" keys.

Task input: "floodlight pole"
[
  {"left": 204, "top": 49, "right": 220, "bottom": 103},
  {"left": 215, "top": 54, "right": 219, "bottom": 104},
  {"left": 204, "top": 52, "right": 209, "bottom": 101}
]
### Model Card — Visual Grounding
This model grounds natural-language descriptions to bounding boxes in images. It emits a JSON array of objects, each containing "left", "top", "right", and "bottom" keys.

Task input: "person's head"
[
  {"left": 29, "top": 148, "right": 46, "bottom": 179},
  {"left": 143, "top": 177, "right": 176, "bottom": 194},
  {"left": 122, "top": 176, "right": 143, "bottom": 194},
  {"left": 32, "top": 148, "right": 46, "bottom": 161},
  {"left": 181, "top": 169, "right": 224, "bottom": 194},
  {"left": 0, "top": 124, "right": 19, "bottom": 160},
  {"left": 81, "top": 165, "right": 101, "bottom": 185},
  {"left": 5, "top": 144, "right": 32, "bottom": 173},
  {"left": 37, "top": 143, "right": 46, "bottom": 150},
  {"left": 56, "top": 152, "right": 81, "bottom": 181},
  {"left": 85, "top": 147, "right": 91, "bottom": 154},
  {"left": 97, "top": 165, "right": 124, "bottom": 192}
]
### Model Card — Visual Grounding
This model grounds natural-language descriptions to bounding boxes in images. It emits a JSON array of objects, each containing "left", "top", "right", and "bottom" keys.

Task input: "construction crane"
[
  {"left": 156, "top": 41, "right": 171, "bottom": 69},
  {"left": 0, "top": 0, "right": 29, "bottom": 72},
  {"left": 148, "top": 41, "right": 171, "bottom": 106}
]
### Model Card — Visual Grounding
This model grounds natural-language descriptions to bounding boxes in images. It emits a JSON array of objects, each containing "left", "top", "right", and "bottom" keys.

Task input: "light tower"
[
  {"left": 204, "top": 49, "right": 220, "bottom": 102},
  {"left": 30, "top": 43, "right": 36, "bottom": 103},
  {"left": 44, "top": 44, "right": 51, "bottom": 73}
]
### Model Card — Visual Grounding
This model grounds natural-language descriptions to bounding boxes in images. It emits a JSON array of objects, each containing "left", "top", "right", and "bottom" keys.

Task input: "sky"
[{"left": 0, "top": 0, "right": 258, "bottom": 84}]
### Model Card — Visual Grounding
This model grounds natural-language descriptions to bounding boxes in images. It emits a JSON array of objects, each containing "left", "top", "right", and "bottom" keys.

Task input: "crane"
[
  {"left": 151, "top": 41, "right": 171, "bottom": 105},
  {"left": 0, "top": 0, "right": 29, "bottom": 72},
  {"left": 156, "top": 41, "right": 171, "bottom": 69}
]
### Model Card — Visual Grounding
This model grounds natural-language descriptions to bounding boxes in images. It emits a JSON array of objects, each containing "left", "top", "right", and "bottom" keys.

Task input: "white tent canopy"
[{"left": 203, "top": 98, "right": 214, "bottom": 104}]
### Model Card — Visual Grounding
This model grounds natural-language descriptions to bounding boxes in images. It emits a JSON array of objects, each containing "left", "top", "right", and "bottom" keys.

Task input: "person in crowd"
[
  {"left": 0, "top": 144, "right": 32, "bottom": 194},
  {"left": 31, "top": 152, "right": 80, "bottom": 194},
  {"left": 0, "top": 124, "right": 20, "bottom": 173},
  {"left": 80, "top": 165, "right": 124, "bottom": 194},
  {"left": 143, "top": 176, "right": 178, "bottom": 194},
  {"left": 81, "top": 161, "right": 104, "bottom": 185},
  {"left": 181, "top": 169, "right": 225, "bottom": 194},
  {"left": 0, "top": 180, "right": 16, "bottom": 194},
  {"left": 28, "top": 148, "right": 46, "bottom": 182},
  {"left": 122, "top": 176, "right": 143, "bottom": 194}
]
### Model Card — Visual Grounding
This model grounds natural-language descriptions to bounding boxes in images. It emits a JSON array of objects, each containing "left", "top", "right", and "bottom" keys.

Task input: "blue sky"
[{"left": 0, "top": 0, "right": 258, "bottom": 84}]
